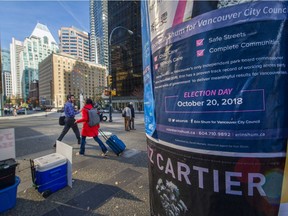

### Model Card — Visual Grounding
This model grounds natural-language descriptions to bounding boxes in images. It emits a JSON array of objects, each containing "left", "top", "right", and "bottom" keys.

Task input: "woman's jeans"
[{"left": 79, "top": 136, "right": 108, "bottom": 155}]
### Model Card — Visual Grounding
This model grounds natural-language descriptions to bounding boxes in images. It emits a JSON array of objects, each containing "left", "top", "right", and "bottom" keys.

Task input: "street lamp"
[{"left": 108, "top": 26, "right": 133, "bottom": 122}]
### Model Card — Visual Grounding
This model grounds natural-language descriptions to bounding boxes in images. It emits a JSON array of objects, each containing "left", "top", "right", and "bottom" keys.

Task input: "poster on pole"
[{"left": 141, "top": 1, "right": 288, "bottom": 215}]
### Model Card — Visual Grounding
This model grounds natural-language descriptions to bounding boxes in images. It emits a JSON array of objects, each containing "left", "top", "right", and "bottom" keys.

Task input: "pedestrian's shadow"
[
  {"left": 74, "top": 143, "right": 148, "bottom": 168},
  {"left": 3, "top": 179, "right": 142, "bottom": 216}
]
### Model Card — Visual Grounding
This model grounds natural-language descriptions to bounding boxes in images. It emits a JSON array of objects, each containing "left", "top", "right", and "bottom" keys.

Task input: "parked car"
[
  {"left": 57, "top": 107, "right": 64, "bottom": 113},
  {"left": 17, "top": 108, "right": 26, "bottom": 115},
  {"left": 33, "top": 107, "right": 41, "bottom": 111},
  {"left": 98, "top": 109, "right": 110, "bottom": 113}
]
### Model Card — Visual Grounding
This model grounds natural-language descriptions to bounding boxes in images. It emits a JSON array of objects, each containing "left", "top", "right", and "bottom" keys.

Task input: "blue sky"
[{"left": 0, "top": 0, "right": 90, "bottom": 50}]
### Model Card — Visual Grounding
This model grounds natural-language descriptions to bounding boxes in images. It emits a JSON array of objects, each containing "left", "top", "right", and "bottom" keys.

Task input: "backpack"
[{"left": 85, "top": 108, "right": 100, "bottom": 127}]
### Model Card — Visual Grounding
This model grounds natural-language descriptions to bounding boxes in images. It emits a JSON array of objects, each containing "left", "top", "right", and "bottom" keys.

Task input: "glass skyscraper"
[
  {"left": 10, "top": 23, "right": 58, "bottom": 101},
  {"left": 108, "top": 0, "right": 143, "bottom": 110},
  {"left": 1, "top": 49, "right": 12, "bottom": 98},
  {"left": 21, "top": 23, "right": 58, "bottom": 101},
  {"left": 90, "top": 0, "right": 108, "bottom": 70}
]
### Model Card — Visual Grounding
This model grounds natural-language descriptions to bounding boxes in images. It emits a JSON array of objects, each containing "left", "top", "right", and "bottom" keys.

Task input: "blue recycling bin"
[{"left": 0, "top": 176, "right": 20, "bottom": 213}]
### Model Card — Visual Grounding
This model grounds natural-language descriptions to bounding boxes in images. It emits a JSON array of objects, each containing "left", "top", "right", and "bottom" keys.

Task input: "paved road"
[
  {"left": 0, "top": 112, "right": 150, "bottom": 216},
  {"left": 0, "top": 111, "right": 144, "bottom": 158}
]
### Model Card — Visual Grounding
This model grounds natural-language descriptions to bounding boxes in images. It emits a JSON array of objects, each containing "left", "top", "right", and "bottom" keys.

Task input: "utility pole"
[{"left": 107, "top": 75, "right": 112, "bottom": 122}]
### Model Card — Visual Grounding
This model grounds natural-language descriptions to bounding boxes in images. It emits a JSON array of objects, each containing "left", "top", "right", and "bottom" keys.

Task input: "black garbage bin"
[{"left": 0, "top": 158, "right": 18, "bottom": 190}]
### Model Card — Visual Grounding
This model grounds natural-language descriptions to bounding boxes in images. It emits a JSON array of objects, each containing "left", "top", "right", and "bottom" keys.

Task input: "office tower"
[
  {"left": 58, "top": 26, "right": 90, "bottom": 62},
  {"left": 10, "top": 38, "right": 24, "bottom": 99},
  {"left": 3, "top": 71, "right": 12, "bottom": 98},
  {"left": 1, "top": 49, "right": 12, "bottom": 98},
  {"left": 39, "top": 53, "right": 106, "bottom": 108},
  {"left": 10, "top": 23, "right": 58, "bottom": 102},
  {"left": 90, "top": 0, "right": 108, "bottom": 69},
  {"left": 108, "top": 0, "right": 143, "bottom": 110}
]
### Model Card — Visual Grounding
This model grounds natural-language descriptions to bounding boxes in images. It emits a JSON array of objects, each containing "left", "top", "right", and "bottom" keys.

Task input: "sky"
[{"left": 0, "top": 0, "right": 90, "bottom": 50}]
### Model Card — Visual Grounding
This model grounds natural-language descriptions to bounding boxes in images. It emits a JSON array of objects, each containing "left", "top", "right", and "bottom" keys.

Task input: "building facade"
[
  {"left": 39, "top": 53, "right": 106, "bottom": 108},
  {"left": 58, "top": 26, "right": 90, "bottom": 62},
  {"left": 3, "top": 71, "right": 12, "bottom": 98},
  {"left": 108, "top": 0, "right": 143, "bottom": 111},
  {"left": 1, "top": 49, "right": 12, "bottom": 98},
  {"left": 10, "top": 23, "right": 59, "bottom": 102},
  {"left": 10, "top": 38, "right": 24, "bottom": 99},
  {"left": 90, "top": 0, "right": 109, "bottom": 70}
]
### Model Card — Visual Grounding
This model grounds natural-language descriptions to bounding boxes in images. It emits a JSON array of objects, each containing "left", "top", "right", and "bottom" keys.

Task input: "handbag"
[
  {"left": 122, "top": 110, "right": 126, "bottom": 117},
  {"left": 59, "top": 116, "right": 65, "bottom": 126}
]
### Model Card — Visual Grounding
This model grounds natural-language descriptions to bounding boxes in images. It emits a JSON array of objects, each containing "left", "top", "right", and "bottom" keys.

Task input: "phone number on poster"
[{"left": 198, "top": 131, "right": 232, "bottom": 137}]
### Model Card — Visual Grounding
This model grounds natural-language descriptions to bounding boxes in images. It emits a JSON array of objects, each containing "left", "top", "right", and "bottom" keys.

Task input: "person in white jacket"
[{"left": 122, "top": 104, "right": 131, "bottom": 131}]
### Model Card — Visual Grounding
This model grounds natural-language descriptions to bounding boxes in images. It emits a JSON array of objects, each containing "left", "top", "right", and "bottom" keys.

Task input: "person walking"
[
  {"left": 75, "top": 98, "right": 108, "bottom": 156},
  {"left": 122, "top": 103, "right": 131, "bottom": 131},
  {"left": 54, "top": 94, "right": 81, "bottom": 147},
  {"left": 13, "top": 107, "right": 18, "bottom": 117},
  {"left": 129, "top": 102, "right": 135, "bottom": 130}
]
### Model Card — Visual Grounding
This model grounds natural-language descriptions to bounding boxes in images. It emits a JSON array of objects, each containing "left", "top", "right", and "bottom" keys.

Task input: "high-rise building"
[
  {"left": 108, "top": 0, "right": 143, "bottom": 110},
  {"left": 10, "top": 38, "right": 23, "bottom": 99},
  {"left": 22, "top": 23, "right": 58, "bottom": 101},
  {"left": 1, "top": 49, "right": 12, "bottom": 98},
  {"left": 39, "top": 53, "right": 106, "bottom": 108},
  {"left": 10, "top": 23, "right": 58, "bottom": 102},
  {"left": 58, "top": 26, "right": 90, "bottom": 62},
  {"left": 90, "top": 0, "right": 108, "bottom": 69},
  {"left": 3, "top": 72, "right": 12, "bottom": 99}
]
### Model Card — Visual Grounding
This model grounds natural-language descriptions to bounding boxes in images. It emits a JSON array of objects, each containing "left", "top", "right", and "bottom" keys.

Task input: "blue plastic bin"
[{"left": 0, "top": 176, "right": 20, "bottom": 213}]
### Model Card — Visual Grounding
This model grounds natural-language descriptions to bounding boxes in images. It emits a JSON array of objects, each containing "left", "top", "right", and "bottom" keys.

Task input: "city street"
[
  {"left": 0, "top": 112, "right": 144, "bottom": 158},
  {"left": 0, "top": 112, "right": 150, "bottom": 216}
]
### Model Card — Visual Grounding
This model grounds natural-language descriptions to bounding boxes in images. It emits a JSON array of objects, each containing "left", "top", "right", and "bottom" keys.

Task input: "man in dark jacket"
[
  {"left": 129, "top": 102, "right": 135, "bottom": 130},
  {"left": 54, "top": 94, "right": 81, "bottom": 147}
]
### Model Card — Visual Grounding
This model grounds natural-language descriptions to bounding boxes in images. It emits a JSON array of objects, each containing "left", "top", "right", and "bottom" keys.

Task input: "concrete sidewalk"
[{"left": 1, "top": 113, "right": 150, "bottom": 216}]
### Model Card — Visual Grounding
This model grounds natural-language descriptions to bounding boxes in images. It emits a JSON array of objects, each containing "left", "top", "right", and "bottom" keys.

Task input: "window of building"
[{"left": 43, "top": 36, "right": 49, "bottom": 44}]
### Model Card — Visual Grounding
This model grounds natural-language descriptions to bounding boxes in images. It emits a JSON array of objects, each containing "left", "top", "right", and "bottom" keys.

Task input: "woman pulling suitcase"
[{"left": 75, "top": 98, "right": 108, "bottom": 157}]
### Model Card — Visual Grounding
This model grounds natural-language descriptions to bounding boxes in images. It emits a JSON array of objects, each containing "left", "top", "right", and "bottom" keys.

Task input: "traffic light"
[{"left": 107, "top": 75, "right": 112, "bottom": 87}]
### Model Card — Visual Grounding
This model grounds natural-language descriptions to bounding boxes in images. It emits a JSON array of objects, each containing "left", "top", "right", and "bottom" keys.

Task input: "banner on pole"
[{"left": 141, "top": 1, "right": 288, "bottom": 215}]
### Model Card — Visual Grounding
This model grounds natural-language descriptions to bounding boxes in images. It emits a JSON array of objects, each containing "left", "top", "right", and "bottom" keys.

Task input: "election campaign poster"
[{"left": 141, "top": 0, "right": 288, "bottom": 215}]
